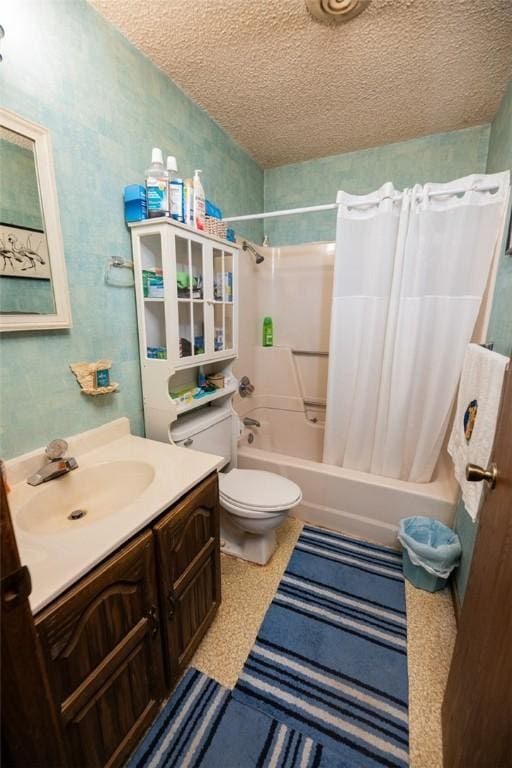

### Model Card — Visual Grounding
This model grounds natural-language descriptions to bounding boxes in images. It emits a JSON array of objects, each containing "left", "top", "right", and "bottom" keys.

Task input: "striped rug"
[
  {"left": 232, "top": 525, "right": 409, "bottom": 768},
  {"left": 126, "top": 667, "right": 347, "bottom": 767}
]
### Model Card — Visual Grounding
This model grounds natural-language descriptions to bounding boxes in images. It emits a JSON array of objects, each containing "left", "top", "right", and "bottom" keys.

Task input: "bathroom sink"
[{"left": 16, "top": 461, "right": 155, "bottom": 535}]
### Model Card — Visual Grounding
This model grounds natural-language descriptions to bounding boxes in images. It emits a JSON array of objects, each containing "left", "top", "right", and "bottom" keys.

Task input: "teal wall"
[
  {"left": 263, "top": 126, "right": 490, "bottom": 246},
  {"left": 454, "top": 81, "right": 512, "bottom": 604},
  {"left": 0, "top": 138, "right": 54, "bottom": 314},
  {"left": 0, "top": 0, "right": 263, "bottom": 459}
]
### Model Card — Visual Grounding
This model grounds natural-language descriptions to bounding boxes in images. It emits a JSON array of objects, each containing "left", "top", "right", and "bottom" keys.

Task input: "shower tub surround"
[
  {"left": 233, "top": 229, "right": 505, "bottom": 546},
  {"left": 237, "top": 405, "right": 457, "bottom": 547}
]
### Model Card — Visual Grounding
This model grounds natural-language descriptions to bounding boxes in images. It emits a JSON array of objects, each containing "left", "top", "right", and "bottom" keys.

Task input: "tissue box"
[{"left": 124, "top": 185, "right": 147, "bottom": 223}]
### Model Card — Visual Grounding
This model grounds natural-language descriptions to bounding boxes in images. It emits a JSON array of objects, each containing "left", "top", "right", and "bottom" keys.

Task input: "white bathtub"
[{"left": 237, "top": 407, "right": 458, "bottom": 548}]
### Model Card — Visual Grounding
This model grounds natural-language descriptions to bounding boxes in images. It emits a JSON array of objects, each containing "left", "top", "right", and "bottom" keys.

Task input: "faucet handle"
[{"left": 45, "top": 439, "right": 68, "bottom": 460}]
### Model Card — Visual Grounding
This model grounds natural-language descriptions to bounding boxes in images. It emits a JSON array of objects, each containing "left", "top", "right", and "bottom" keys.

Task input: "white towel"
[{"left": 448, "top": 343, "right": 508, "bottom": 521}]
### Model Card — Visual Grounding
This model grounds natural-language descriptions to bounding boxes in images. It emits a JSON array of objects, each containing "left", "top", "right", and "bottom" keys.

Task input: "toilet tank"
[{"left": 170, "top": 408, "right": 233, "bottom": 466}]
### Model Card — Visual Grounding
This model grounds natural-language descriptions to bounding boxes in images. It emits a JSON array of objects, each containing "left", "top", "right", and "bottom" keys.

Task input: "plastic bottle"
[
  {"left": 184, "top": 178, "right": 194, "bottom": 226},
  {"left": 197, "top": 365, "right": 206, "bottom": 388},
  {"left": 167, "top": 155, "right": 185, "bottom": 223},
  {"left": 145, "top": 148, "right": 168, "bottom": 218},
  {"left": 262, "top": 317, "right": 273, "bottom": 347},
  {"left": 193, "top": 169, "right": 205, "bottom": 231}
]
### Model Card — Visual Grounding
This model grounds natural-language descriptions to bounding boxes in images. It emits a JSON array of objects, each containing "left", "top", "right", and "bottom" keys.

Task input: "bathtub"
[{"left": 237, "top": 406, "right": 458, "bottom": 548}]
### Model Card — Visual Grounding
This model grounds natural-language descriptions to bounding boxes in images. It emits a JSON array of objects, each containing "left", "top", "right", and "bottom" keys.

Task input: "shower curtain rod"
[{"left": 222, "top": 183, "right": 501, "bottom": 223}]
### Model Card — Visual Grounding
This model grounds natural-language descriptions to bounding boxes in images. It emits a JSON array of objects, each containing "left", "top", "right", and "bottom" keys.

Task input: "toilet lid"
[{"left": 219, "top": 469, "right": 302, "bottom": 510}]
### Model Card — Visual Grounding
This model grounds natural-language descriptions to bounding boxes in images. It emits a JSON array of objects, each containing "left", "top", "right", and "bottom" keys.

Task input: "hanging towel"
[{"left": 448, "top": 343, "right": 508, "bottom": 521}]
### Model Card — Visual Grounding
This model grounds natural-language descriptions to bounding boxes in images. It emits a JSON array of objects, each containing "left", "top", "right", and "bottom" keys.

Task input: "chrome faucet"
[
  {"left": 27, "top": 439, "right": 78, "bottom": 486},
  {"left": 243, "top": 417, "right": 261, "bottom": 428}
]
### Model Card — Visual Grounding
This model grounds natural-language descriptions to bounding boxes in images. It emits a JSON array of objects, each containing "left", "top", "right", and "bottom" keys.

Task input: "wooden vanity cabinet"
[
  {"left": 28, "top": 473, "right": 221, "bottom": 768},
  {"left": 35, "top": 531, "right": 165, "bottom": 768},
  {"left": 153, "top": 473, "right": 221, "bottom": 687}
]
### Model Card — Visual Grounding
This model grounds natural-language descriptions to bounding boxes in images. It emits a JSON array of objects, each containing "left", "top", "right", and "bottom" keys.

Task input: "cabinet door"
[
  {"left": 35, "top": 531, "right": 165, "bottom": 768},
  {"left": 153, "top": 473, "right": 221, "bottom": 688},
  {"left": 210, "top": 244, "right": 237, "bottom": 358},
  {"left": 170, "top": 230, "right": 209, "bottom": 367}
]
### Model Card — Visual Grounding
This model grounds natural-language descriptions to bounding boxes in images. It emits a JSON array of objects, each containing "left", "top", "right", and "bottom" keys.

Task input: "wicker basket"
[
  {"left": 206, "top": 373, "right": 225, "bottom": 389},
  {"left": 205, "top": 216, "right": 227, "bottom": 240}
]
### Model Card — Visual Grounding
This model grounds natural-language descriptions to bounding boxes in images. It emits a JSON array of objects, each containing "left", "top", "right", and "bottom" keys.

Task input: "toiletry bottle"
[
  {"left": 263, "top": 317, "right": 273, "bottom": 347},
  {"left": 167, "top": 155, "right": 185, "bottom": 223},
  {"left": 198, "top": 365, "right": 206, "bottom": 388},
  {"left": 193, "top": 169, "right": 205, "bottom": 231},
  {"left": 145, "top": 148, "right": 169, "bottom": 218},
  {"left": 184, "top": 178, "right": 194, "bottom": 226}
]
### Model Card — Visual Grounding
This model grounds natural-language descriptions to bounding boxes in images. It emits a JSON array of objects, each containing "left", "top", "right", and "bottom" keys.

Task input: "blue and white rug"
[
  {"left": 127, "top": 667, "right": 347, "bottom": 767},
  {"left": 232, "top": 525, "right": 409, "bottom": 768}
]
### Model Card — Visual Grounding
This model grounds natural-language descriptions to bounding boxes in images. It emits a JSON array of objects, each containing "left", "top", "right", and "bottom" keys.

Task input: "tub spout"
[{"left": 243, "top": 417, "right": 261, "bottom": 428}]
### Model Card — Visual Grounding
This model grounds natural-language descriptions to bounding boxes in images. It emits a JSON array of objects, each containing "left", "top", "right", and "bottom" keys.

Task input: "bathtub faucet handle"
[{"left": 239, "top": 376, "right": 255, "bottom": 398}]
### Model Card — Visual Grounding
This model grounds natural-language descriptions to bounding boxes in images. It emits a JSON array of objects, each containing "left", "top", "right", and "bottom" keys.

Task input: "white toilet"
[{"left": 171, "top": 408, "right": 302, "bottom": 565}]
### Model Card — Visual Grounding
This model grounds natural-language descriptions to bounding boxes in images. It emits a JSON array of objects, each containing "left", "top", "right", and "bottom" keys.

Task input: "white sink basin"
[{"left": 16, "top": 461, "right": 155, "bottom": 535}]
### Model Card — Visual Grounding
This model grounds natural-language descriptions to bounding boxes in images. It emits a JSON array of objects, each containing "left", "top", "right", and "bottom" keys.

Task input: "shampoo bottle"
[
  {"left": 262, "top": 317, "right": 273, "bottom": 347},
  {"left": 193, "top": 169, "right": 205, "bottom": 231},
  {"left": 145, "top": 148, "right": 168, "bottom": 218},
  {"left": 167, "top": 155, "right": 185, "bottom": 223}
]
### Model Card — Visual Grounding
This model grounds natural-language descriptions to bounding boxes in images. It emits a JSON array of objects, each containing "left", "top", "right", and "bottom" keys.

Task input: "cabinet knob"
[
  {"left": 147, "top": 605, "right": 159, "bottom": 637},
  {"left": 167, "top": 591, "right": 177, "bottom": 619}
]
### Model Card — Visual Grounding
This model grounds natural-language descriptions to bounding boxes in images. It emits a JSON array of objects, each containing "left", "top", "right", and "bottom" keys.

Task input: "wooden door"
[
  {"left": 442, "top": 363, "right": 512, "bottom": 767},
  {"left": 153, "top": 473, "right": 221, "bottom": 688},
  {"left": 1, "top": 482, "right": 67, "bottom": 767},
  {"left": 36, "top": 530, "right": 165, "bottom": 768}
]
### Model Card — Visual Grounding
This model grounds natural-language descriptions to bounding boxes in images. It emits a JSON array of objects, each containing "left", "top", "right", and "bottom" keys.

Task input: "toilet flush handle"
[{"left": 183, "top": 438, "right": 193, "bottom": 447}]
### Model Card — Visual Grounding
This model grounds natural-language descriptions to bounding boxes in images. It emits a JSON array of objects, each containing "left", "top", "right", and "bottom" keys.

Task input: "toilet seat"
[
  {"left": 219, "top": 469, "right": 302, "bottom": 513},
  {"left": 220, "top": 496, "right": 290, "bottom": 519}
]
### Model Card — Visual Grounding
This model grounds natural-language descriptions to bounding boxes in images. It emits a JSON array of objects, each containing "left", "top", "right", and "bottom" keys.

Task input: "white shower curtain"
[{"left": 323, "top": 172, "right": 510, "bottom": 483}]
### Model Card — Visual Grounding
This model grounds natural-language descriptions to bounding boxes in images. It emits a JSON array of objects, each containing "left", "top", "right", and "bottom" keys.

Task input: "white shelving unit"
[{"left": 130, "top": 218, "right": 239, "bottom": 443}]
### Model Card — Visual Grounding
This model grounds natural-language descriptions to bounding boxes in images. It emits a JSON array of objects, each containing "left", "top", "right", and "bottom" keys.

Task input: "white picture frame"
[{"left": 0, "top": 108, "right": 72, "bottom": 331}]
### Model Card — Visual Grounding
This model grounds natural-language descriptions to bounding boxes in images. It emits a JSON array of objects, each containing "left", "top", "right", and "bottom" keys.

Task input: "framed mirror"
[{"left": 0, "top": 108, "right": 72, "bottom": 331}]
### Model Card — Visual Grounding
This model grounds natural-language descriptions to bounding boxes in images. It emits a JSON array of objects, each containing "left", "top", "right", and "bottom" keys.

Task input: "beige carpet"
[{"left": 191, "top": 518, "right": 457, "bottom": 768}]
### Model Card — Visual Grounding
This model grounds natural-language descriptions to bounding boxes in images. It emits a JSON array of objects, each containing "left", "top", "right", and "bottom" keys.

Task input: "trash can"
[{"left": 398, "top": 516, "right": 462, "bottom": 592}]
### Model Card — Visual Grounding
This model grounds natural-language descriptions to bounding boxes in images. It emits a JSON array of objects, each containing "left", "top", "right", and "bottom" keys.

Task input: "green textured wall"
[
  {"left": 0, "top": 0, "right": 263, "bottom": 459},
  {"left": 0, "top": 138, "right": 54, "bottom": 314},
  {"left": 264, "top": 126, "right": 490, "bottom": 246},
  {"left": 454, "top": 80, "right": 512, "bottom": 604}
]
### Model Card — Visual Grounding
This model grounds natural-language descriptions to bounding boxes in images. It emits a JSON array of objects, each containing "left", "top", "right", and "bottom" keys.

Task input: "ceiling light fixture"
[{"left": 305, "top": 0, "right": 371, "bottom": 24}]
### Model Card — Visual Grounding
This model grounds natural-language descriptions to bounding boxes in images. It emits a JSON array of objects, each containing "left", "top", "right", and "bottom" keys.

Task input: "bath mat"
[
  {"left": 232, "top": 525, "right": 409, "bottom": 768},
  {"left": 126, "top": 667, "right": 346, "bottom": 767}
]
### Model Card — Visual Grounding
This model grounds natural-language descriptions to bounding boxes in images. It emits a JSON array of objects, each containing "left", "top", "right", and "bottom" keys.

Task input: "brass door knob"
[{"left": 465, "top": 462, "right": 498, "bottom": 489}]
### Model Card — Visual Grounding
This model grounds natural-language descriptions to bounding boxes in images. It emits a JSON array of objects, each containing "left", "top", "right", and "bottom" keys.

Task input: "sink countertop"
[{"left": 6, "top": 419, "right": 223, "bottom": 614}]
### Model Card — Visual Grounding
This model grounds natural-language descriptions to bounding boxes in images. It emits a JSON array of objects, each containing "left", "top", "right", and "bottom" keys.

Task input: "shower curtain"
[{"left": 323, "top": 172, "right": 510, "bottom": 483}]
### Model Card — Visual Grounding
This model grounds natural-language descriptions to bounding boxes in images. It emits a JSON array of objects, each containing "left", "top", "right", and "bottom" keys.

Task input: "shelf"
[
  {"left": 174, "top": 384, "right": 237, "bottom": 415},
  {"left": 177, "top": 298, "right": 204, "bottom": 303},
  {"left": 144, "top": 297, "right": 165, "bottom": 302},
  {"left": 129, "top": 217, "right": 239, "bottom": 250}
]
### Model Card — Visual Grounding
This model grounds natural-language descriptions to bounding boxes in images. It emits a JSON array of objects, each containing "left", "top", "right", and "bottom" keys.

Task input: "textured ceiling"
[{"left": 89, "top": 0, "right": 512, "bottom": 168}]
